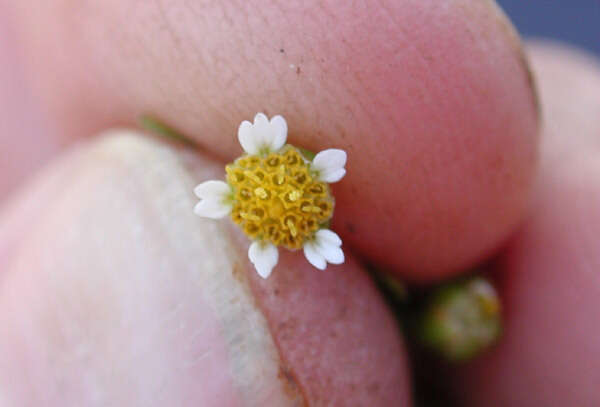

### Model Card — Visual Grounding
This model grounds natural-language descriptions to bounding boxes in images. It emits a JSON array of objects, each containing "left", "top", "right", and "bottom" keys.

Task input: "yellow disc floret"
[{"left": 226, "top": 146, "right": 334, "bottom": 250}]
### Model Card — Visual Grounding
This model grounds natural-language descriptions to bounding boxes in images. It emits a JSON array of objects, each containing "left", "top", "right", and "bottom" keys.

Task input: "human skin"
[
  {"left": 0, "top": 133, "right": 411, "bottom": 405},
  {"left": 9, "top": 1, "right": 596, "bottom": 406},
  {"left": 453, "top": 42, "right": 600, "bottom": 406},
  {"left": 0, "top": 0, "right": 539, "bottom": 281}
]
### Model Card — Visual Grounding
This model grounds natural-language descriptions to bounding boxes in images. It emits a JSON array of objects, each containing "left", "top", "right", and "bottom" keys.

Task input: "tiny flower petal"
[
  {"left": 303, "top": 242, "right": 327, "bottom": 270},
  {"left": 253, "top": 113, "right": 270, "bottom": 149},
  {"left": 316, "top": 243, "right": 345, "bottom": 265},
  {"left": 315, "top": 229, "right": 342, "bottom": 246},
  {"left": 194, "top": 199, "right": 232, "bottom": 219},
  {"left": 238, "top": 120, "right": 259, "bottom": 155},
  {"left": 194, "top": 180, "right": 231, "bottom": 200},
  {"left": 320, "top": 168, "right": 346, "bottom": 183},
  {"left": 312, "top": 149, "right": 347, "bottom": 183},
  {"left": 193, "top": 180, "right": 232, "bottom": 219},
  {"left": 269, "top": 115, "right": 288, "bottom": 152},
  {"left": 248, "top": 241, "right": 279, "bottom": 278},
  {"left": 253, "top": 112, "right": 269, "bottom": 126},
  {"left": 314, "top": 229, "right": 344, "bottom": 264},
  {"left": 237, "top": 113, "right": 288, "bottom": 155}
]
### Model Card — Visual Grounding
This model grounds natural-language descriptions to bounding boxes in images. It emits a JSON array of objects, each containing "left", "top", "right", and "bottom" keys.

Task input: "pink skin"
[
  {"left": 1, "top": 0, "right": 561, "bottom": 404},
  {"left": 0, "top": 14, "right": 59, "bottom": 200},
  {"left": 249, "top": 250, "right": 410, "bottom": 405},
  {"left": 453, "top": 43, "right": 600, "bottom": 406},
  {"left": 1, "top": 0, "right": 538, "bottom": 281},
  {"left": 0, "top": 133, "right": 411, "bottom": 405}
]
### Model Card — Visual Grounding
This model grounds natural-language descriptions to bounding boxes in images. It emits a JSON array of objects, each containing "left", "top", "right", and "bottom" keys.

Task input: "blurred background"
[{"left": 498, "top": 0, "right": 600, "bottom": 56}]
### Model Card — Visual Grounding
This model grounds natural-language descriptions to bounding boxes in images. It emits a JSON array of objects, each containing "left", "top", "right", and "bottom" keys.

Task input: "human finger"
[
  {"left": 4, "top": 0, "right": 539, "bottom": 281},
  {"left": 452, "top": 41, "right": 600, "bottom": 406},
  {"left": 0, "top": 131, "right": 411, "bottom": 405}
]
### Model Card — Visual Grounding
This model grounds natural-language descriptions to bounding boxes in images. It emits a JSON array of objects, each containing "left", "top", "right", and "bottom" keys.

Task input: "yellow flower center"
[{"left": 226, "top": 146, "right": 334, "bottom": 250}]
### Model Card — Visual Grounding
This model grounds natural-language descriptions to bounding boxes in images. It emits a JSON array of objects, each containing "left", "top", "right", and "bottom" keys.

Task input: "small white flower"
[
  {"left": 238, "top": 113, "right": 288, "bottom": 155},
  {"left": 248, "top": 241, "right": 279, "bottom": 279},
  {"left": 193, "top": 180, "right": 233, "bottom": 219},
  {"left": 194, "top": 113, "right": 347, "bottom": 279},
  {"left": 311, "top": 149, "right": 347, "bottom": 183},
  {"left": 303, "top": 229, "right": 345, "bottom": 270}
]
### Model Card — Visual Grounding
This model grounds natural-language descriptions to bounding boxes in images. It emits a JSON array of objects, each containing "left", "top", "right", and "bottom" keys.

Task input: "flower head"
[
  {"left": 419, "top": 277, "right": 502, "bottom": 361},
  {"left": 194, "top": 113, "right": 347, "bottom": 278}
]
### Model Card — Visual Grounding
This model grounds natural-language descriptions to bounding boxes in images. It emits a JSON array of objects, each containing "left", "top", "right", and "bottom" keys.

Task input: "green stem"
[{"left": 138, "top": 115, "right": 192, "bottom": 145}]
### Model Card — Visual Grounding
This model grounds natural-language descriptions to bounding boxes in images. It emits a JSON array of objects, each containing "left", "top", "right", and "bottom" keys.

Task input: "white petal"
[
  {"left": 320, "top": 168, "right": 346, "bottom": 183},
  {"left": 194, "top": 180, "right": 231, "bottom": 200},
  {"left": 238, "top": 120, "right": 260, "bottom": 155},
  {"left": 194, "top": 199, "right": 232, "bottom": 219},
  {"left": 312, "top": 149, "right": 347, "bottom": 183},
  {"left": 316, "top": 229, "right": 342, "bottom": 247},
  {"left": 314, "top": 229, "right": 344, "bottom": 265},
  {"left": 316, "top": 243, "right": 345, "bottom": 265},
  {"left": 238, "top": 113, "right": 289, "bottom": 155},
  {"left": 313, "top": 149, "right": 347, "bottom": 172},
  {"left": 248, "top": 241, "right": 279, "bottom": 279},
  {"left": 254, "top": 112, "right": 269, "bottom": 126},
  {"left": 253, "top": 113, "right": 270, "bottom": 149},
  {"left": 303, "top": 242, "right": 327, "bottom": 270},
  {"left": 269, "top": 115, "right": 288, "bottom": 152}
]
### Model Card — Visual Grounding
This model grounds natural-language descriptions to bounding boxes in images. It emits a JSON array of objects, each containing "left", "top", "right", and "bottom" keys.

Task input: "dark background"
[{"left": 497, "top": 0, "right": 600, "bottom": 56}]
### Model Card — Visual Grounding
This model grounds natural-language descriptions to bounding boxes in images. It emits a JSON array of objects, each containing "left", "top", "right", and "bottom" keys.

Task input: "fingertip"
[
  {"left": 8, "top": 0, "right": 540, "bottom": 281},
  {"left": 248, "top": 249, "right": 412, "bottom": 406},
  {"left": 451, "top": 44, "right": 600, "bottom": 406},
  {"left": 0, "top": 129, "right": 412, "bottom": 405}
]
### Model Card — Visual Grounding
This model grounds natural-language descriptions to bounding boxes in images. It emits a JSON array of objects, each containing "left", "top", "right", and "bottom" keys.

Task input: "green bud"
[{"left": 419, "top": 276, "right": 502, "bottom": 362}]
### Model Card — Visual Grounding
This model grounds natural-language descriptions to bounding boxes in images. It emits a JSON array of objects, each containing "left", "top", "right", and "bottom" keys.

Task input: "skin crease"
[
  {"left": 452, "top": 43, "right": 600, "bottom": 406},
  {"left": 1, "top": 0, "right": 539, "bottom": 281},
  {"left": 0, "top": 132, "right": 411, "bottom": 406}
]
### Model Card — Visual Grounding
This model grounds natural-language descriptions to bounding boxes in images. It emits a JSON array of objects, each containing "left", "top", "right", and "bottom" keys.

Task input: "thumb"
[{"left": 0, "top": 131, "right": 410, "bottom": 406}]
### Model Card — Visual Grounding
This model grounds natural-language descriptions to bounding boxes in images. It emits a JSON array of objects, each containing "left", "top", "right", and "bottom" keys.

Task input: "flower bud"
[{"left": 419, "top": 276, "right": 502, "bottom": 361}]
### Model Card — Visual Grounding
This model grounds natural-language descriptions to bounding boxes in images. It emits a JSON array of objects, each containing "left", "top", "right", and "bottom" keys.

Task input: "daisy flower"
[{"left": 194, "top": 113, "right": 346, "bottom": 279}]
